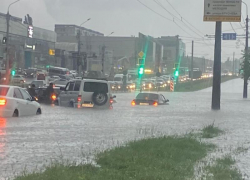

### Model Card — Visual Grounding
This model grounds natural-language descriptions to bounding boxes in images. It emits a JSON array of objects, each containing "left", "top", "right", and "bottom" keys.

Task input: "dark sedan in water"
[{"left": 131, "top": 93, "right": 169, "bottom": 106}]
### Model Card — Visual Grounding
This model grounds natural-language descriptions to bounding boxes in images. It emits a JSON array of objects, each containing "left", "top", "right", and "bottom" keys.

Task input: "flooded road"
[{"left": 1, "top": 78, "right": 250, "bottom": 179}]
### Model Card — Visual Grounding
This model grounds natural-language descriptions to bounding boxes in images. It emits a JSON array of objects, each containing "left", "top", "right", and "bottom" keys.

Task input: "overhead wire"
[
  {"left": 229, "top": 22, "right": 237, "bottom": 33},
  {"left": 164, "top": 0, "right": 205, "bottom": 36},
  {"left": 137, "top": 0, "right": 196, "bottom": 37}
]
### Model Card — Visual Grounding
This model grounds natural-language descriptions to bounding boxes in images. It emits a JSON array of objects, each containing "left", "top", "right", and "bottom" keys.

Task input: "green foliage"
[
  {"left": 14, "top": 136, "right": 213, "bottom": 180},
  {"left": 241, "top": 51, "right": 250, "bottom": 79}
]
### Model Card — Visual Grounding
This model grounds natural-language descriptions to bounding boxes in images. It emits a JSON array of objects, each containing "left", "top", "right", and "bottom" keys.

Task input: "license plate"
[
  {"left": 140, "top": 103, "right": 149, "bottom": 106},
  {"left": 82, "top": 104, "right": 94, "bottom": 108}
]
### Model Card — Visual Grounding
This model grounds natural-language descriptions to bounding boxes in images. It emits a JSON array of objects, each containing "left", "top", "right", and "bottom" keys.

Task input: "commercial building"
[{"left": 0, "top": 12, "right": 57, "bottom": 70}]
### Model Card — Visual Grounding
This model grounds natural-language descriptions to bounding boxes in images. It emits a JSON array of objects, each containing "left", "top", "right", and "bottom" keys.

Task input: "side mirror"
[
  {"left": 166, "top": 99, "right": 169, "bottom": 103},
  {"left": 113, "top": 95, "right": 116, "bottom": 98},
  {"left": 60, "top": 87, "right": 65, "bottom": 91}
]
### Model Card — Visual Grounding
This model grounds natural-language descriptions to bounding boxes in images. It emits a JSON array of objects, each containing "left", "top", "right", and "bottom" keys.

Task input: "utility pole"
[
  {"left": 212, "top": 22, "right": 222, "bottom": 110},
  {"left": 191, "top": 40, "right": 194, "bottom": 81},
  {"left": 102, "top": 45, "right": 106, "bottom": 73},
  {"left": 5, "top": 12, "right": 10, "bottom": 84},
  {"left": 77, "top": 29, "right": 81, "bottom": 74},
  {"left": 243, "top": 15, "right": 249, "bottom": 99},
  {"left": 233, "top": 52, "right": 235, "bottom": 75}
]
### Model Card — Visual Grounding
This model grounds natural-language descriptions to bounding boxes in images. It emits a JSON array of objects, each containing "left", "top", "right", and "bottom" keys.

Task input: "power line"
[
  {"left": 136, "top": 0, "right": 193, "bottom": 37},
  {"left": 229, "top": 22, "right": 236, "bottom": 33},
  {"left": 136, "top": 0, "right": 172, "bottom": 22},
  {"left": 153, "top": 0, "right": 202, "bottom": 38},
  {"left": 164, "top": 0, "right": 205, "bottom": 36}
]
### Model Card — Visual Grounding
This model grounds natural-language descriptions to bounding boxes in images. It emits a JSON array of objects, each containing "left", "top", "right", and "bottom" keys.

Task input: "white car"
[
  {"left": 11, "top": 75, "right": 25, "bottom": 85},
  {"left": 0, "top": 85, "right": 42, "bottom": 117}
]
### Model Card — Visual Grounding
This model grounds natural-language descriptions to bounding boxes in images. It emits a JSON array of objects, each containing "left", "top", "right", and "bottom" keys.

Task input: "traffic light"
[
  {"left": 11, "top": 70, "right": 16, "bottom": 76},
  {"left": 139, "top": 66, "right": 144, "bottom": 75},
  {"left": 174, "top": 70, "right": 179, "bottom": 77},
  {"left": 2, "top": 37, "right": 7, "bottom": 44}
]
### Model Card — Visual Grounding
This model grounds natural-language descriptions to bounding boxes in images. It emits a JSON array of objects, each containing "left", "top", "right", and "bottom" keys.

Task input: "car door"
[
  {"left": 59, "top": 82, "right": 75, "bottom": 106},
  {"left": 13, "top": 88, "right": 26, "bottom": 116},
  {"left": 19, "top": 88, "right": 37, "bottom": 115}
]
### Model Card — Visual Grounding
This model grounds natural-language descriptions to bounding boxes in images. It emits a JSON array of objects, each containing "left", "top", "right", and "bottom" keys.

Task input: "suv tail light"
[
  {"left": 77, "top": 95, "right": 82, "bottom": 102},
  {"left": 0, "top": 99, "right": 7, "bottom": 106},
  {"left": 110, "top": 98, "right": 114, "bottom": 104}
]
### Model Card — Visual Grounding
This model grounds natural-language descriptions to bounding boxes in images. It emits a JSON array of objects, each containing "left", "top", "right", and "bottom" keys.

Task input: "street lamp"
[
  {"left": 77, "top": 18, "right": 91, "bottom": 74},
  {"left": 80, "top": 18, "right": 91, "bottom": 27},
  {"left": 5, "top": 0, "right": 21, "bottom": 84},
  {"left": 107, "top": 32, "right": 114, "bottom": 37}
]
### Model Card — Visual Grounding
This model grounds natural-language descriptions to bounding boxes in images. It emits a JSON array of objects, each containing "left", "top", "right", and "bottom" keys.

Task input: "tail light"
[
  {"left": 51, "top": 94, "right": 57, "bottom": 101},
  {"left": 0, "top": 99, "right": 7, "bottom": 106},
  {"left": 153, "top": 101, "right": 158, "bottom": 106},
  {"left": 110, "top": 98, "right": 114, "bottom": 104},
  {"left": 131, "top": 100, "right": 136, "bottom": 106},
  {"left": 77, "top": 95, "right": 82, "bottom": 102}
]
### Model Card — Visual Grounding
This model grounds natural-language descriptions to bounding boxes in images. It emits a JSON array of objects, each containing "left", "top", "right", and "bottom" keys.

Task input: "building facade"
[{"left": 0, "top": 13, "right": 57, "bottom": 70}]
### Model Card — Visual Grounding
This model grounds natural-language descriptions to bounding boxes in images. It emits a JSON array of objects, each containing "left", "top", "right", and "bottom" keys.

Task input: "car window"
[
  {"left": 66, "top": 82, "right": 75, "bottom": 91},
  {"left": 20, "top": 89, "right": 32, "bottom": 100},
  {"left": 84, "top": 82, "right": 108, "bottom": 93},
  {"left": 74, "top": 81, "right": 81, "bottom": 91},
  {"left": 14, "top": 88, "right": 23, "bottom": 99},
  {"left": 136, "top": 93, "right": 159, "bottom": 100},
  {"left": 0, "top": 87, "right": 9, "bottom": 96}
]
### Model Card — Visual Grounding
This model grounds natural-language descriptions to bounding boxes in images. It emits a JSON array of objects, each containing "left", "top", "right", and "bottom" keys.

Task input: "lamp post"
[
  {"left": 5, "top": 0, "right": 20, "bottom": 84},
  {"left": 102, "top": 32, "right": 114, "bottom": 74},
  {"left": 77, "top": 18, "right": 91, "bottom": 74}
]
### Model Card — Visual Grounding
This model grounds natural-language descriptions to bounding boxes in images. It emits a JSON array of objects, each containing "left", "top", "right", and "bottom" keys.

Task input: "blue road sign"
[{"left": 222, "top": 33, "right": 237, "bottom": 40}]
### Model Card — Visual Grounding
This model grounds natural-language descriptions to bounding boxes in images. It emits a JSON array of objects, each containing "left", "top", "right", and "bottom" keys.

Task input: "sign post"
[{"left": 204, "top": 0, "right": 242, "bottom": 110}]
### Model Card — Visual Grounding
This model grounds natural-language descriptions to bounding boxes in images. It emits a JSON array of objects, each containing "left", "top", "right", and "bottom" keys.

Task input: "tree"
[{"left": 241, "top": 51, "right": 250, "bottom": 98}]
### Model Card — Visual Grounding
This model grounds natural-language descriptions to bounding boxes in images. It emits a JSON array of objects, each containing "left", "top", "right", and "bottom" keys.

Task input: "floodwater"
[{"left": 1, "top": 78, "right": 250, "bottom": 179}]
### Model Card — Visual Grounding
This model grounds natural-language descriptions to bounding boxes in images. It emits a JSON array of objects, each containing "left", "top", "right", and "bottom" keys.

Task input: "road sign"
[
  {"left": 138, "top": 58, "right": 145, "bottom": 65},
  {"left": 138, "top": 51, "right": 144, "bottom": 58},
  {"left": 204, "top": 0, "right": 242, "bottom": 22},
  {"left": 222, "top": 33, "right": 237, "bottom": 40}
]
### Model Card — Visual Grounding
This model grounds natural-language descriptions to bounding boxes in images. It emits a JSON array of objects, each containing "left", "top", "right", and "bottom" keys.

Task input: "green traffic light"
[
  {"left": 11, "top": 70, "right": 16, "bottom": 76},
  {"left": 175, "top": 70, "right": 179, "bottom": 77},
  {"left": 139, "top": 67, "right": 144, "bottom": 75}
]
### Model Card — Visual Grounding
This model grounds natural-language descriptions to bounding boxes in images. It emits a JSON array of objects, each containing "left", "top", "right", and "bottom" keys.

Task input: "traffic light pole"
[
  {"left": 5, "top": 11, "right": 10, "bottom": 84},
  {"left": 191, "top": 40, "right": 194, "bottom": 81},
  {"left": 212, "top": 21, "right": 222, "bottom": 110},
  {"left": 243, "top": 15, "right": 249, "bottom": 99}
]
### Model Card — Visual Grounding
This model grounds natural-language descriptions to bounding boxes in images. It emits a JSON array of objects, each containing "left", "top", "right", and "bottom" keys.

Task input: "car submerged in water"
[{"left": 131, "top": 93, "right": 169, "bottom": 106}]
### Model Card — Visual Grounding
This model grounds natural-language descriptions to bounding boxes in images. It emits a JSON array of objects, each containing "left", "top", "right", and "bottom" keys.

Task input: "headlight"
[
  {"left": 149, "top": 84, "right": 152, "bottom": 88},
  {"left": 167, "top": 80, "right": 170, "bottom": 83},
  {"left": 112, "top": 86, "right": 115, "bottom": 89},
  {"left": 118, "top": 86, "right": 121, "bottom": 89}
]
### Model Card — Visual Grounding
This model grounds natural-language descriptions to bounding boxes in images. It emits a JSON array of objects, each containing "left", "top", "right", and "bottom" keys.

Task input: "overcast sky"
[{"left": 1, "top": 0, "right": 249, "bottom": 61}]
